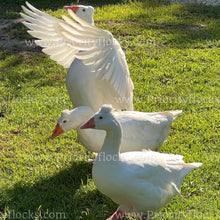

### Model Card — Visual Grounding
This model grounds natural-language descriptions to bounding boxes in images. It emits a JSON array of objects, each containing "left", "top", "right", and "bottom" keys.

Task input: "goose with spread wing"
[{"left": 20, "top": 2, "right": 134, "bottom": 111}]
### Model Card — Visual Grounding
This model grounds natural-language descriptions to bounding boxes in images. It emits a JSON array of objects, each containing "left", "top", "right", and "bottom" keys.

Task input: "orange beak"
[
  {"left": 63, "top": 6, "right": 79, "bottom": 13},
  {"left": 51, "top": 123, "right": 64, "bottom": 139}
]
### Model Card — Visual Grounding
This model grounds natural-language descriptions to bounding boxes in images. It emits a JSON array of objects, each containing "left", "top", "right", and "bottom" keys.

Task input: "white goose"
[
  {"left": 80, "top": 105, "right": 202, "bottom": 220},
  {"left": 20, "top": 2, "right": 134, "bottom": 111},
  {"left": 52, "top": 105, "right": 182, "bottom": 152}
]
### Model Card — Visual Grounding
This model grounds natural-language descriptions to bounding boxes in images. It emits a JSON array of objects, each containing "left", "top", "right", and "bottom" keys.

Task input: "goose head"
[
  {"left": 81, "top": 104, "right": 118, "bottom": 132},
  {"left": 64, "top": 5, "right": 94, "bottom": 25},
  {"left": 51, "top": 106, "right": 94, "bottom": 139}
]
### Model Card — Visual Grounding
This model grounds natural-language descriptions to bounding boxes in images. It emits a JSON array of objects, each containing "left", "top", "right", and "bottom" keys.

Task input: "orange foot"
[{"left": 87, "top": 158, "right": 95, "bottom": 163}]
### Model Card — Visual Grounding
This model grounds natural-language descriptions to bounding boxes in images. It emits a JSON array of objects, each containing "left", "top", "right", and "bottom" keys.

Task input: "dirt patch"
[
  {"left": 167, "top": 0, "right": 220, "bottom": 6},
  {"left": 0, "top": 18, "right": 41, "bottom": 53}
]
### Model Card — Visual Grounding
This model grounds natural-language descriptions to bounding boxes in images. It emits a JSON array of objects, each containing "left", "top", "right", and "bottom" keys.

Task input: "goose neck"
[{"left": 97, "top": 120, "right": 122, "bottom": 162}]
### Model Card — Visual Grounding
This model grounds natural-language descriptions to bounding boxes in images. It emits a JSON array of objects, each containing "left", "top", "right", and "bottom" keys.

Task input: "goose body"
[
  {"left": 21, "top": 2, "right": 134, "bottom": 111},
  {"left": 81, "top": 105, "right": 202, "bottom": 219},
  {"left": 66, "top": 59, "right": 129, "bottom": 111},
  {"left": 52, "top": 105, "right": 182, "bottom": 152}
]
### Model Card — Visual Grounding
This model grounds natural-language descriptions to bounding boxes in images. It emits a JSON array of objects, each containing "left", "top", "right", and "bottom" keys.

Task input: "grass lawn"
[{"left": 0, "top": 0, "right": 219, "bottom": 219}]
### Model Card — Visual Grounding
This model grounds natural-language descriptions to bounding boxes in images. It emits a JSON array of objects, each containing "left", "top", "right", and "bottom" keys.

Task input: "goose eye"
[
  {"left": 99, "top": 116, "right": 103, "bottom": 120},
  {"left": 63, "top": 120, "right": 67, "bottom": 123},
  {"left": 82, "top": 9, "right": 86, "bottom": 12}
]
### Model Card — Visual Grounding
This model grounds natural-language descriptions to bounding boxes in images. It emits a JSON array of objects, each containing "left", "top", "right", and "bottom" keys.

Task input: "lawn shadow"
[
  {"left": 0, "top": 0, "right": 128, "bottom": 18},
  {"left": 0, "top": 161, "right": 94, "bottom": 219},
  {"left": 2, "top": 1, "right": 220, "bottom": 55},
  {"left": 0, "top": 47, "right": 67, "bottom": 98},
  {"left": 70, "top": 188, "right": 117, "bottom": 220},
  {"left": 126, "top": 3, "right": 220, "bottom": 47}
]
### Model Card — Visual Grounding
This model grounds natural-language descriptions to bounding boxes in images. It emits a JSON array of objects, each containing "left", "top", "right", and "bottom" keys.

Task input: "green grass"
[{"left": 0, "top": 0, "right": 220, "bottom": 219}]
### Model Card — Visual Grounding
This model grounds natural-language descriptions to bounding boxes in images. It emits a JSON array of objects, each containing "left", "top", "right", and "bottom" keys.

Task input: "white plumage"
[
  {"left": 20, "top": 2, "right": 134, "bottom": 111},
  {"left": 80, "top": 105, "right": 202, "bottom": 219},
  {"left": 52, "top": 105, "right": 182, "bottom": 153}
]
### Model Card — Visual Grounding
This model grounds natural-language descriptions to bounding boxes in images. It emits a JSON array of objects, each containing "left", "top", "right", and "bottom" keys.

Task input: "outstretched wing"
[
  {"left": 20, "top": 1, "right": 78, "bottom": 68},
  {"left": 21, "top": 2, "right": 134, "bottom": 101},
  {"left": 60, "top": 9, "right": 134, "bottom": 103}
]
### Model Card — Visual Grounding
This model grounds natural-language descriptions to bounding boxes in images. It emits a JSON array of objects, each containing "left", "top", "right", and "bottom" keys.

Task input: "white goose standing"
[
  {"left": 51, "top": 105, "right": 182, "bottom": 152},
  {"left": 20, "top": 2, "right": 134, "bottom": 111},
  {"left": 81, "top": 105, "right": 202, "bottom": 220}
]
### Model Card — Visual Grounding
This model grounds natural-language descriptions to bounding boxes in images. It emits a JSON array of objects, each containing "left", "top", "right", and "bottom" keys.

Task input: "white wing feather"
[
  {"left": 21, "top": 2, "right": 134, "bottom": 99},
  {"left": 20, "top": 2, "right": 77, "bottom": 68},
  {"left": 59, "top": 9, "right": 134, "bottom": 99}
]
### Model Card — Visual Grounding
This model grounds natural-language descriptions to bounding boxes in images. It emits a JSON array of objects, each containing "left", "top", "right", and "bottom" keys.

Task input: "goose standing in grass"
[
  {"left": 80, "top": 105, "right": 202, "bottom": 220},
  {"left": 20, "top": 2, "right": 134, "bottom": 111},
  {"left": 52, "top": 105, "right": 182, "bottom": 153}
]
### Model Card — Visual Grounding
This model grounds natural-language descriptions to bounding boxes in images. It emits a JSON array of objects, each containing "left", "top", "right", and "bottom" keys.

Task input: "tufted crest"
[
  {"left": 61, "top": 109, "right": 70, "bottom": 116},
  {"left": 99, "top": 104, "right": 113, "bottom": 114}
]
